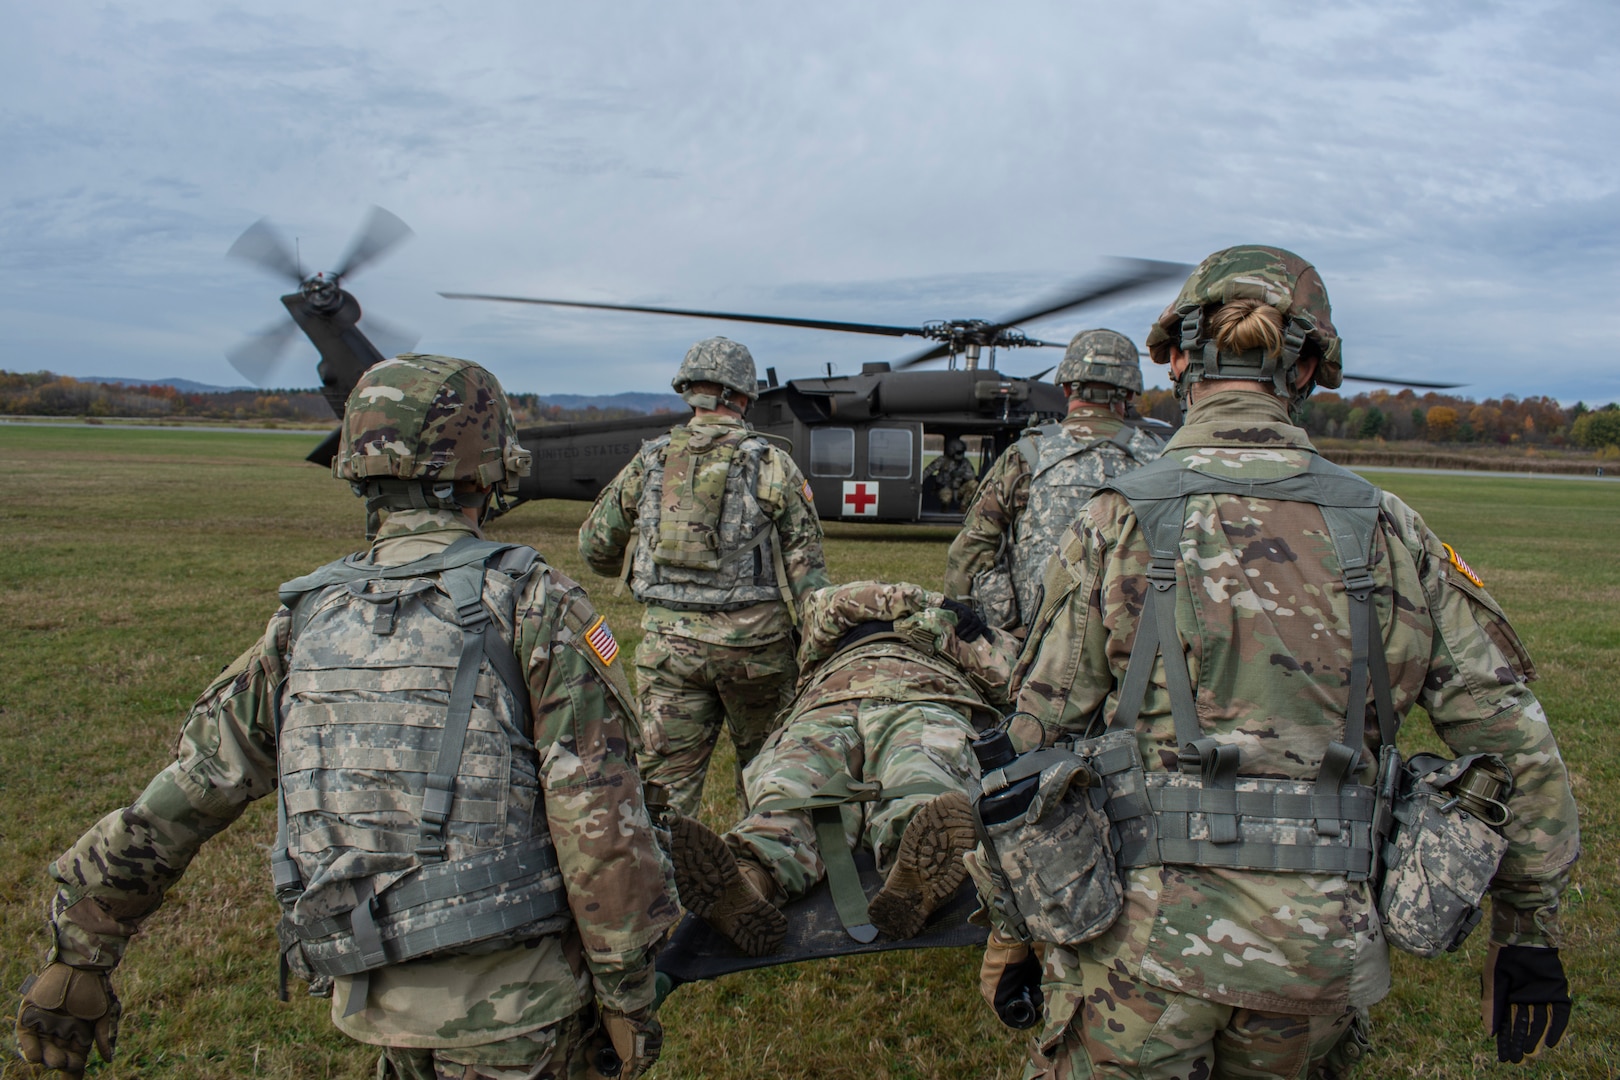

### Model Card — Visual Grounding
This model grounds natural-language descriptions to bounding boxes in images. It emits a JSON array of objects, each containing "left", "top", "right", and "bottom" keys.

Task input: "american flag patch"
[
  {"left": 584, "top": 616, "right": 620, "bottom": 666},
  {"left": 801, "top": 479, "right": 814, "bottom": 504},
  {"left": 1442, "top": 543, "right": 1484, "bottom": 588}
]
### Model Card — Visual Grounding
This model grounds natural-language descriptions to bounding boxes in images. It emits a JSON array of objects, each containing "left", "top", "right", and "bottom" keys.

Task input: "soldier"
[
  {"left": 975, "top": 248, "right": 1579, "bottom": 1077},
  {"left": 923, "top": 436, "right": 979, "bottom": 511},
  {"left": 13, "top": 355, "right": 680, "bottom": 1080},
  {"left": 665, "top": 581, "right": 1017, "bottom": 955},
  {"left": 943, "top": 329, "right": 1161, "bottom": 631},
  {"left": 579, "top": 337, "right": 830, "bottom": 817}
]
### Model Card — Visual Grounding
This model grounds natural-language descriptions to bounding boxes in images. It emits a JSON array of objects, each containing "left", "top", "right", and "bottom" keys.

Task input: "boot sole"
[
  {"left": 670, "top": 815, "right": 787, "bottom": 958},
  {"left": 868, "top": 791, "right": 976, "bottom": 940}
]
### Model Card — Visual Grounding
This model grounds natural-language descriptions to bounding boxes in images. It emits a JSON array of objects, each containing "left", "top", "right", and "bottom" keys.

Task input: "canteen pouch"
[
  {"left": 980, "top": 751, "right": 1124, "bottom": 945},
  {"left": 971, "top": 551, "right": 1019, "bottom": 631},
  {"left": 1378, "top": 753, "right": 1512, "bottom": 958}
]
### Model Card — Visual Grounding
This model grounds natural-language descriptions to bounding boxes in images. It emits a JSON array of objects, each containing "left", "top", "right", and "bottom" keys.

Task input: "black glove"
[
  {"left": 941, "top": 598, "right": 990, "bottom": 643},
  {"left": 1482, "top": 944, "right": 1571, "bottom": 1064},
  {"left": 16, "top": 963, "right": 121, "bottom": 1078},
  {"left": 980, "top": 931, "right": 1044, "bottom": 1030}
]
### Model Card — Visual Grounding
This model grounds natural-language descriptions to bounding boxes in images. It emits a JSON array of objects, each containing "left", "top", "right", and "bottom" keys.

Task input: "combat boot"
[
  {"left": 669, "top": 815, "right": 787, "bottom": 957},
  {"left": 868, "top": 790, "right": 976, "bottom": 940}
]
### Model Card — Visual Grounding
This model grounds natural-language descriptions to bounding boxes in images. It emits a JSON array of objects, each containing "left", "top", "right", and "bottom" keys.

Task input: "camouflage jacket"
[
  {"left": 793, "top": 581, "right": 1017, "bottom": 718},
  {"left": 942, "top": 406, "right": 1159, "bottom": 611},
  {"left": 46, "top": 510, "right": 680, "bottom": 1048},
  {"left": 924, "top": 454, "right": 977, "bottom": 492},
  {"left": 1010, "top": 392, "right": 1579, "bottom": 1015},
  {"left": 578, "top": 414, "right": 829, "bottom": 646}
]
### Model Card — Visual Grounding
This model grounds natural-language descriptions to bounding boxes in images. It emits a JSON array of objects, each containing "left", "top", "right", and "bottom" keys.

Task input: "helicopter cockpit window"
[
  {"left": 867, "top": 428, "right": 912, "bottom": 480},
  {"left": 811, "top": 427, "right": 855, "bottom": 477}
]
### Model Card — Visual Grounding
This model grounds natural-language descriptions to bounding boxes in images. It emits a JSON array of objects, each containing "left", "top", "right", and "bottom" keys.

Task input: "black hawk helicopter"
[{"left": 227, "top": 212, "right": 1461, "bottom": 525}]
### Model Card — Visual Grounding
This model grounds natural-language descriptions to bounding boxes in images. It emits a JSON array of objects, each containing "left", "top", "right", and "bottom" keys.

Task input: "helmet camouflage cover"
[
  {"left": 1055, "top": 328, "right": 1144, "bottom": 393},
  {"left": 335, "top": 353, "right": 531, "bottom": 493},
  {"left": 1143, "top": 245, "right": 1343, "bottom": 399},
  {"left": 672, "top": 336, "right": 758, "bottom": 408}
]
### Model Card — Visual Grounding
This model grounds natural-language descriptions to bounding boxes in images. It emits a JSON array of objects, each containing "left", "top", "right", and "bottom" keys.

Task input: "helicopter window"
[
  {"left": 810, "top": 428, "right": 855, "bottom": 477},
  {"left": 867, "top": 428, "right": 913, "bottom": 480}
]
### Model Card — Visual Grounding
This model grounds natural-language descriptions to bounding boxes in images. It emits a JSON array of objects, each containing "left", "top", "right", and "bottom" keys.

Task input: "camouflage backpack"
[
  {"left": 271, "top": 536, "right": 568, "bottom": 1012},
  {"left": 630, "top": 424, "right": 793, "bottom": 613}
]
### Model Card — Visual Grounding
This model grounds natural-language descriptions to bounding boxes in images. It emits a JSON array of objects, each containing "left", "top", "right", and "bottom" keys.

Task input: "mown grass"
[{"left": 0, "top": 426, "right": 1614, "bottom": 1079}]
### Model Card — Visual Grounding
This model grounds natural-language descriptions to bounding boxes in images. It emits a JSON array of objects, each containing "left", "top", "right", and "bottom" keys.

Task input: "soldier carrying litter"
[
  {"left": 13, "top": 355, "right": 680, "bottom": 1080},
  {"left": 943, "top": 329, "right": 1162, "bottom": 631},
  {"left": 666, "top": 581, "right": 1018, "bottom": 955},
  {"left": 923, "top": 436, "right": 980, "bottom": 511},
  {"left": 971, "top": 248, "right": 1580, "bottom": 1077},
  {"left": 579, "top": 336, "right": 830, "bottom": 818}
]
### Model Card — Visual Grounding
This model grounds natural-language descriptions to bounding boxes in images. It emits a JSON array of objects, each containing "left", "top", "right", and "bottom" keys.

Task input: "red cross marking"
[{"left": 843, "top": 482, "right": 878, "bottom": 515}]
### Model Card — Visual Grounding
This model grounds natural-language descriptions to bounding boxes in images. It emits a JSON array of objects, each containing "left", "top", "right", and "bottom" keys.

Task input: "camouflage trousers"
[
  {"left": 1025, "top": 951, "right": 1365, "bottom": 1080},
  {"left": 633, "top": 630, "right": 797, "bottom": 817},
  {"left": 378, "top": 1008, "right": 592, "bottom": 1080},
  {"left": 729, "top": 697, "right": 979, "bottom": 899}
]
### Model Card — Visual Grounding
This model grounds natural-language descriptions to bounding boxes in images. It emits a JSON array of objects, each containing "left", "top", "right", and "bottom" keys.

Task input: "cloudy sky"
[{"left": 4, "top": 1, "right": 1617, "bottom": 404}]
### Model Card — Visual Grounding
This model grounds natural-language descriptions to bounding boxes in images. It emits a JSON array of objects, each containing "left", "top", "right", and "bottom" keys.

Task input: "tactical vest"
[
  {"left": 271, "top": 536, "right": 568, "bottom": 1013},
  {"left": 1009, "top": 422, "right": 1157, "bottom": 625},
  {"left": 1074, "top": 453, "right": 1396, "bottom": 879},
  {"left": 630, "top": 425, "right": 789, "bottom": 612}
]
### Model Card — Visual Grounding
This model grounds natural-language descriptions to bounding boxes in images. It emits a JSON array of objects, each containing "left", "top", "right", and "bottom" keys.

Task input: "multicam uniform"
[
  {"left": 923, "top": 452, "right": 979, "bottom": 511},
  {"left": 43, "top": 510, "right": 680, "bottom": 1080},
  {"left": 579, "top": 413, "right": 829, "bottom": 816},
  {"left": 943, "top": 406, "right": 1161, "bottom": 627},
  {"left": 1001, "top": 393, "right": 1580, "bottom": 1078},
  {"left": 728, "top": 582, "right": 1017, "bottom": 899}
]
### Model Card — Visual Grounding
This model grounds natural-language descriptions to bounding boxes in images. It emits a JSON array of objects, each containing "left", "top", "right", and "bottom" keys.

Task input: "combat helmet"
[
  {"left": 335, "top": 353, "right": 532, "bottom": 536},
  {"left": 944, "top": 436, "right": 967, "bottom": 458},
  {"left": 1055, "top": 329, "right": 1144, "bottom": 405},
  {"left": 1143, "top": 245, "right": 1342, "bottom": 406},
  {"left": 672, "top": 336, "right": 758, "bottom": 411}
]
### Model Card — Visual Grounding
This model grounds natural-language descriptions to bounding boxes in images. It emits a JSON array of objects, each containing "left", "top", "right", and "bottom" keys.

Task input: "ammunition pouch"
[
  {"left": 1376, "top": 751, "right": 1512, "bottom": 958},
  {"left": 974, "top": 745, "right": 1123, "bottom": 946}
]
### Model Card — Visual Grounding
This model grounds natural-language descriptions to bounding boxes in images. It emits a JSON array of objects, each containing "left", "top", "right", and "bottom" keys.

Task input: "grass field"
[{"left": 0, "top": 425, "right": 1615, "bottom": 1079}]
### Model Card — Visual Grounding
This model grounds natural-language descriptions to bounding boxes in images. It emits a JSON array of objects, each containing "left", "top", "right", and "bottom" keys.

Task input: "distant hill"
[
  {"left": 78, "top": 375, "right": 257, "bottom": 393},
  {"left": 537, "top": 391, "right": 685, "bottom": 414}
]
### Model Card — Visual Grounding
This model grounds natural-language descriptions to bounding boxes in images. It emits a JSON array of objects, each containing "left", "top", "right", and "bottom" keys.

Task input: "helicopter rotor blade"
[
  {"left": 227, "top": 218, "right": 304, "bottom": 285},
  {"left": 226, "top": 318, "right": 301, "bottom": 386},
  {"left": 359, "top": 312, "right": 421, "bottom": 361},
  {"left": 1340, "top": 373, "right": 1464, "bottom": 389},
  {"left": 987, "top": 258, "right": 1190, "bottom": 332},
  {"left": 892, "top": 341, "right": 954, "bottom": 369},
  {"left": 440, "top": 292, "right": 926, "bottom": 339},
  {"left": 333, "top": 206, "right": 413, "bottom": 281},
  {"left": 1027, "top": 365, "right": 1056, "bottom": 382}
]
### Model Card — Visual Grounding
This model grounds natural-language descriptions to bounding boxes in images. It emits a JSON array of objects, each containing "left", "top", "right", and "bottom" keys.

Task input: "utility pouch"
[
  {"left": 971, "top": 551, "right": 1019, "bottom": 630},
  {"left": 1377, "top": 752, "right": 1512, "bottom": 958},
  {"left": 977, "top": 748, "right": 1123, "bottom": 946}
]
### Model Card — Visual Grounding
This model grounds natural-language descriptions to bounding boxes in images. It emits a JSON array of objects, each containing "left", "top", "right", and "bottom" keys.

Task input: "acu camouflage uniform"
[
  {"left": 578, "top": 413, "right": 829, "bottom": 817},
  {"left": 997, "top": 392, "right": 1579, "bottom": 1079},
  {"left": 943, "top": 407, "right": 1161, "bottom": 628},
  {"left": 704, "top": 582, "right": 1013, "bottom": 901},
  {"left": 924, "top": 449, "right": 980, "bottom": 511}
]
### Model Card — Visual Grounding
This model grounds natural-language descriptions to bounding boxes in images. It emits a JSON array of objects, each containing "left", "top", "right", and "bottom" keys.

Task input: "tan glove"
[
  {"left": 16, "top": 962, "right": 121, "bottom": 1077},
  {"left": 980, "top": 929, "right": 1043, "bottom": 1029},
  {"left": 597, "top": 1006, "right": 663, "bottom": 1079}
]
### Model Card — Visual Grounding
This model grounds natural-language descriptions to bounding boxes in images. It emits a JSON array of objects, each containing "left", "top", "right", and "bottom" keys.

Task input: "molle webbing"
[
  {"left": 272, "top": 537, "right": 565, "bottom": 1009},
  {"left": 654, "top": 426, "right": 742, "bottom": 570},
  {"left": 1093, "top": 453, "right": 1397, "bottom": 880}
]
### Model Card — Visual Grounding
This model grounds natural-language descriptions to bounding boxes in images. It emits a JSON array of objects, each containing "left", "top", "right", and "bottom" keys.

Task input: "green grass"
[{"left": 0, "top": 429, "right": 1614, "bottom": 1078}]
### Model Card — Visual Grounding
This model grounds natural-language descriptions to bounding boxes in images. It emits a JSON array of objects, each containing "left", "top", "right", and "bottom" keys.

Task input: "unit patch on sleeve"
[
  {"left": 1442, "top": 542, "right": 1484, "bottom": 588},
  {"left": 584, "top": 616, "right": 620, "bottom": 666}
]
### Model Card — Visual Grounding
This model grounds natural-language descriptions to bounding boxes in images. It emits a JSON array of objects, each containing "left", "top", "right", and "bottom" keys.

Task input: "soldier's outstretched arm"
[
  {"left": 18, "top": 616, "right": 285, "bottom": 1075},
  {"left": 1389, "top": 496, "right": 1579, "bottom": 1062},
  {"left": 521, "top": 573, "right": 681, "bottom": 1022},
  {"left": 578, "top": 453, "right": 648, "bottom": 578},
  {"left": 758, "top": 448, "right": 829, "bottom": 601},
  {"left": 943, "top": 449, "right": 1028, "bottom": 602}
]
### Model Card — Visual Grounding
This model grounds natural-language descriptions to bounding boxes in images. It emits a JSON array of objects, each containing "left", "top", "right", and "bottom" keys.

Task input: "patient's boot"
[
  {"left": 868, "top": 791, "right": 976, "bottom": 940},
  {"left": 669, "top": 814, "right": 788, "bottom": 957}
]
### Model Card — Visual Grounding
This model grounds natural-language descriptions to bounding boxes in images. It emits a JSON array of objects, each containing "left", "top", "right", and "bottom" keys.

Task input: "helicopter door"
[{"left": 853, "top": 424, "right": 920, "bottom": 522}]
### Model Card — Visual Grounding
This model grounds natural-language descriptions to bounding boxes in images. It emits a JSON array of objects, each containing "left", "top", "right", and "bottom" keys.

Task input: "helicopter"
[{"left": 226, "top": 213, "right": 1461, "bottom": 525}]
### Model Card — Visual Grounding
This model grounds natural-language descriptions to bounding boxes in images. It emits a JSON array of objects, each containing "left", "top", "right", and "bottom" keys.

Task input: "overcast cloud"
[{"left": 3, "top": 1, "right": 1617, "bottom": 403}]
